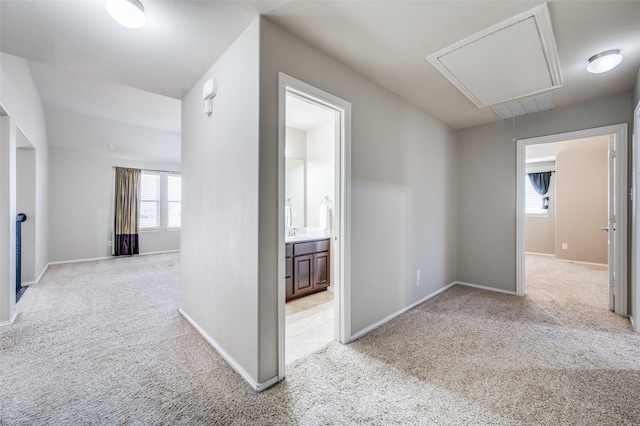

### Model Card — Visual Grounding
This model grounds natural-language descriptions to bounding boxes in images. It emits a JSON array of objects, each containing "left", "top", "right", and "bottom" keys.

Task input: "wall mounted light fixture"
[
  {"left": 106, "top": 0, "right": 146, "bottom": 29},
  {"left": 587, "top": 49, "right": 623, "bottom": 74},
  {"left": 203, "top": 79, "right": 217, "bottom": 117}
]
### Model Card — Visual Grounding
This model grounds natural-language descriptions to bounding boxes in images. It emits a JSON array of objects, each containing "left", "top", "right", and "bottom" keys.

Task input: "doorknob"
[{"left": 601, "top": 225, "right": 609, "bottom": 232}]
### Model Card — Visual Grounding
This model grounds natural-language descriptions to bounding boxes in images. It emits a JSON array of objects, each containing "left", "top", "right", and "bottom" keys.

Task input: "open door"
[{"left": 606, "top": 134, "right": 616, "bottom": 311}]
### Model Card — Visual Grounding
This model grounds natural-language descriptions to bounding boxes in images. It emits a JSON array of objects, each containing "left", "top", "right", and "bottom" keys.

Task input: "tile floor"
[{"left": 285, "top": 290, "right": 334, "bottom": 364}]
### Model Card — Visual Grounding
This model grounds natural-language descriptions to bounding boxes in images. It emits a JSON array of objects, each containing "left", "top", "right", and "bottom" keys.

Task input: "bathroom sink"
[{"left": 285, "top": 228, "right": 330, "bottom": 243}]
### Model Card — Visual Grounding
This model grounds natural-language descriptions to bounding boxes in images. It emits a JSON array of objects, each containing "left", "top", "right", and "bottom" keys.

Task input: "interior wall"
[
  {"left": 524, "top": 174, "right": 555, "bottom": 255},
  {"left": 16, "top": 147, "right": 36, "bottom": 282},
  {"left": 180, "top": 19, "right": 260, "bottom": 385},
  {"left": 457, "top": 92, "right": 633, "bottom": 292},
  {"left": 259, "top": 17, "right": 457, "bottom": 383},
  {"left": 306, "top": 120, "right": 335, "bottom": 229},
  {"left": 0, "top": 53, "right": 48, "bottom": 324},
  {"left": 555, "top": 150, "right": 608, "bottom": 264},
  {"left": 48, "top": 150, "right": 180, "bottom": 262}
]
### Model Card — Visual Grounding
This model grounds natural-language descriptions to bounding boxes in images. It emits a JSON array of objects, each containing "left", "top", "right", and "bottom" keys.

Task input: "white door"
[{"left": 606, "top": 134, "right": 616, "bottom": 311}]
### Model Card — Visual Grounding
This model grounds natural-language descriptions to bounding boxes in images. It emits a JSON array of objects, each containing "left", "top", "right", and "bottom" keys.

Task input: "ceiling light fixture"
[
  {"left": 106, "top": 0, "right": 146, "bottom": 29},
  {"left": 587, "top": 49, "right": 623, "bottom": 74}
]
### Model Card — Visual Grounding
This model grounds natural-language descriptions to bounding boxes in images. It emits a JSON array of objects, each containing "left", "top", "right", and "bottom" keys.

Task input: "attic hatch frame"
[{"left": 426, "top": 3, "right": 563, "bottom": 108}]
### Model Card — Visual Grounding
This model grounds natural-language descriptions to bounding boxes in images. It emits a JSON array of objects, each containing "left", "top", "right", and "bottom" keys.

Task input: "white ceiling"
[
  {"left": 526, "top": 135, "right": 609, "bottom": 162},
  {"left": 286, "top": 94, "right": 335, "bottom": 131},
  {"left": 1, "top": 0, "right": 639, "bottom": 136}
]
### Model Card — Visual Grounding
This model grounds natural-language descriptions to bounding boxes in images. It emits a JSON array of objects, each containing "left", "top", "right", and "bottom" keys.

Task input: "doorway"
[
  {"left": 277, "top": 73, "right": 351, "bottom": 379},
  {"left": 516, "top": 124, "right": 628, "bottom": 317}
]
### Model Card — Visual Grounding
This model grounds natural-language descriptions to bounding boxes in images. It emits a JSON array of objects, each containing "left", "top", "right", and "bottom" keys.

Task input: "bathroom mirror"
[{"left": 285, "top": 158, "right": 305, "bottom": 227}]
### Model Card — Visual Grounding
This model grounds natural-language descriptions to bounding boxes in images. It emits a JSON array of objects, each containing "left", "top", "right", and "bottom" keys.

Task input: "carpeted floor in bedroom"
[{"left": 1, "top": 252, "right": 639, "bottom": 424}]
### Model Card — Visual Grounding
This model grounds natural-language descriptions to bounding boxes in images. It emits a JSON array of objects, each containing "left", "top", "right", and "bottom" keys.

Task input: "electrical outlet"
[
  {"left": 562, "top": 243, "right": 568, "bottom": 250},
  {"left": 417, "top": 270, "right": 421, "bottom": 286}
]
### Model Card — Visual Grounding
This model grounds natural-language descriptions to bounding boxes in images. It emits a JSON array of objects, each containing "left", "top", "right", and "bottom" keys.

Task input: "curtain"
[
  {"left": 114, "top": 167, "right": 141, "bottom": 256},
  {"left": 528, "top": 172, "right": 552, "bottom": 210}
]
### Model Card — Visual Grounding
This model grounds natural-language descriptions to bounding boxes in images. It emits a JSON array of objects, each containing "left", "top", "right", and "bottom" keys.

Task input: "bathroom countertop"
[{"left": 285, "top": 234, "right": 330, "bottom": 243}]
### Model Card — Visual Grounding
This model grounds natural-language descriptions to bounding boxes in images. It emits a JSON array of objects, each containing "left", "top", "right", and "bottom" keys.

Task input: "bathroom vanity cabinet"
[{"left": 285, "top": 238, "right": 330, "bottom": 301}]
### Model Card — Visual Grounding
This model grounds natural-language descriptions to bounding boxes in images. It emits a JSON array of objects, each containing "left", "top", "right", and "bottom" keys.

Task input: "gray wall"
[
  {"left": 457, "top": 92, "right": 633, "bottom": 292},
  {"left": 0, "top": 53, "right": 49, "bottom": 323},
  {"left": 48, "top": 150, "right": 180, "bottom": 262},
  {"left": 180, "top": 20, "right": 261, "bottom": 384},
  {"left": 259, "top": 17, "right": 457, "bottom": 382}
]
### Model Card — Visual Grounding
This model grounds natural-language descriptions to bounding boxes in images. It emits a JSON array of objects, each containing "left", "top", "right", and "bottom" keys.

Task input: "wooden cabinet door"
[
  {"left": 293, "top": 254, "right": 314, "bottom": 296},
  {"left": 313, "top": 251, "right": 330, "bottom": 289}
]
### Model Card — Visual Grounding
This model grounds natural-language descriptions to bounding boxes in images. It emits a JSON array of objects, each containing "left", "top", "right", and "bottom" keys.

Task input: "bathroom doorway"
[{"left": 277, "top": 73, "right": 351, "bottom": 378}]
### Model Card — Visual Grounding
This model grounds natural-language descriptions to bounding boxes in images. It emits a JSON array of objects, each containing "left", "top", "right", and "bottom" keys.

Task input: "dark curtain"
[
  {"left": 528, "top": 172, "right": 552, "bottom": 210},
  {"left": 114, "top": 167, "right": 141, "bottom": 256}
]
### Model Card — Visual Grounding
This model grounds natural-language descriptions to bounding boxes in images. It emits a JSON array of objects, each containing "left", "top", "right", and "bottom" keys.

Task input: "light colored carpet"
[{"left": 1, "top": 253, "right": 640, "bottom": 424}]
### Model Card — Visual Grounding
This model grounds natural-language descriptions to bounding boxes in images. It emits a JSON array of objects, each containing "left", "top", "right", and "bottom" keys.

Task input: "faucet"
[{"left": 287, "top": 227, "right": 298, "bottom": 237}]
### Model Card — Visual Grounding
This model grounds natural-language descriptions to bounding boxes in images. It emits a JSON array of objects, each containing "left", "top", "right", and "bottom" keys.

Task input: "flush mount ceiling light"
[
  {"left": 106, "top": 0, "right": 146, "bottom": 29},
  {"left": 587, "top": 49, "right": 623, "bottom": 74}
]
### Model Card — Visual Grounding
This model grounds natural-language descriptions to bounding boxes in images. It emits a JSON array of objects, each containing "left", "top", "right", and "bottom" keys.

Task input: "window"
[
  {"left": 525, "top": 176, "right": 548, "bottom": 215},
  {"left": 140, "top": 172, "right": 160, "bottom": 229},
  {"left": 138, "top": 171, "right": 181, "bottom": 230},
  {"left": 167, "top": 174, "right": 181, "bottom": 228}
]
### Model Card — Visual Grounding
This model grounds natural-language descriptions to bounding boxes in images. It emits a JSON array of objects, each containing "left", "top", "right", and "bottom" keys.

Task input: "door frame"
[
  {"left": 277, "top": 73, "right": 352, "bottom": 380},
  {"left": 633, "top": 102, "right": 640, "bottom": 331},
  {"left": 516, "top": 123, "right": 628, "bottom": 316}
]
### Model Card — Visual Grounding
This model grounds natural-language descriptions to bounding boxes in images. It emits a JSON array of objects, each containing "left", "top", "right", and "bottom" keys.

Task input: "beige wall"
[
  {"left": 555, "top": 150, "right": 608, "bottom": 264},
  {"left": 525, "top": 174, "right": 555, "bottom": 255}
]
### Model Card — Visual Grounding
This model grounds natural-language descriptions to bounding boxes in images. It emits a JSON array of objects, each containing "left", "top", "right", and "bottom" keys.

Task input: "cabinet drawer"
[
  {"left": 293, "top": 239, "right": 330, "bottom": 256},
  {"left": 285, "top": 243, "right": 292, "bottom": 258}
]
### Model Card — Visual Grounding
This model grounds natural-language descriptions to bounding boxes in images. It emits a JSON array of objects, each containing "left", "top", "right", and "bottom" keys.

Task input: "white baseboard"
[
  {"left": 525, "top": 251, "right": 554, "bottom": 257},
  {"left": 139, "top": 249, "right": 180, "bottom": 256},
  {"left": 456, "top": 281, "right": 518, "bottom": 295},
  {"left": 554, "top": 258, "right": 607, "bottom": 267},
  {"left": 20, "top": 263, "right": 49, "bottom": 286},
  {"left": 47, "top": 250, "right": 180, "bottom": 267},
  {"left": 179, "top": 308, "right": 279, "bottom": 392},
  {"left": 0, "top": 312, "right": 18, "bottom": 327},
  {"left": 349, "top": 282, "right": 457, "bottom": 342},
  {"left": 631, "top": 315, "right": 637, "bottom": 332},
  {"left": 48, "top": 256, "right": 112, "bottom": 266}
]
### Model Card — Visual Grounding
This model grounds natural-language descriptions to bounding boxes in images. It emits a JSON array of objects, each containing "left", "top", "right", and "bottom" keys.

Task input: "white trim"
[
  {"left": 46, "top": 250, "right": 180, "bottom": 267},
  {"left": 456, "top": 281, "right": 518, "bottom": 295},
  {"left": 516, "top": 124, "right": 629, "bottom": 316},
  {"left": 425, "top": 4, "right": 562, "bottom": 108},
  {"left": 630, "top": 315, "right": 636, "bottom": 330},
  {"left": 0, "top": 312, "right": 17, "bottom": 327},
  {"left": 525, "top": 251, "right": 555, "bottom": 257},
  {"left": 634, "top": 101, "right": 640, "bottom": 331},
  {"left": 554, "top": 258, "right": 608, "bottom": 267},
  {"left": 179, "top": 308, "right": 276, "bottom": 392},
  {"left": 349, "top": 282, "right": 457, "bottom": 342},
  {"left": 277, "top": 73, "right": 352, "bottom": 381}
]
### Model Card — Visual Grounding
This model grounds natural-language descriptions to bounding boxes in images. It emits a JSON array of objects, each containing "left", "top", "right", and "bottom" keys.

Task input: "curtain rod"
[{"left": 113, "top": 166, "right": 180, "bottom": 174}]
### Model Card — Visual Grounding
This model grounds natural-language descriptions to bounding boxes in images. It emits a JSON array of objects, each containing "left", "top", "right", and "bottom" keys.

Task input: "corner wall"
[
  {"left": 0, "top": 53, "right": 48, "bottom": 323},
  {"left": 180, "top": 20, "right": 261, "bottom": 385},
  {"left": 457, "top": 93, "right": 633, "bottom": 292},
  {"left": 259, "top": 17, "right": 457, "bottom": 383}
]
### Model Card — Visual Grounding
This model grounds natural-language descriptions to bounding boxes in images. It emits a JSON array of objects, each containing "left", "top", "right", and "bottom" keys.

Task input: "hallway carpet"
[{"left": 1, "top": 253, "right": 639, "bottom": 424}]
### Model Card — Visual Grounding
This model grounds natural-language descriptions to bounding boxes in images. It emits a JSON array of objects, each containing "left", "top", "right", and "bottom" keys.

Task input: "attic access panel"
[{"left": 426, "top": 4, "right": 563, "bottom": 108}]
